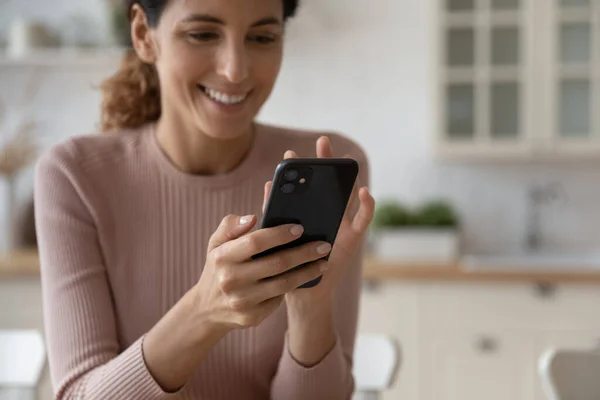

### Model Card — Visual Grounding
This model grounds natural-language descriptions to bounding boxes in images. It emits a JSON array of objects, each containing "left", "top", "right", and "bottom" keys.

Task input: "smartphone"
[{"left": 253, "top": 158, "right": 359, "bottom": 288}]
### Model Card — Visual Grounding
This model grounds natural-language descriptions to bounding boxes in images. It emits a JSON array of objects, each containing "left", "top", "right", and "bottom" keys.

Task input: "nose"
[{"left": 216, "top": 37, "right": 249, "bottom": 84}]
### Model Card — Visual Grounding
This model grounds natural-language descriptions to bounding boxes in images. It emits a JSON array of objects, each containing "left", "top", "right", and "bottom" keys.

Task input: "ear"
[{"left": 130, "top": 3, "right": 157, "bottom": 64}]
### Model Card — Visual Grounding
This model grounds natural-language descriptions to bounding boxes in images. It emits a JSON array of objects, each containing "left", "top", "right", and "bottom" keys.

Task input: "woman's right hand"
[
  {"left": 193, "top": 214, "right": 332, "bottom": 331},
  {"left": 143, "top": 213, "right": 330, "bottom": 392}
]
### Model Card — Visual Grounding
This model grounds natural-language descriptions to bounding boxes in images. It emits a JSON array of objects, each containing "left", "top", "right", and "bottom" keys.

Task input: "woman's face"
[{"left": 147, "top": 0, "right": 285, "bottom": 140}]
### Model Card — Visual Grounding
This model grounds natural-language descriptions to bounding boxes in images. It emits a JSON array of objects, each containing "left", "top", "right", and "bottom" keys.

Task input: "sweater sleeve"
[
  {"left": 34, "top": 144, "right": 180, "bottom": 400},
  {"left": 270, "top": 137, "right": 370, "bottom": 400}
]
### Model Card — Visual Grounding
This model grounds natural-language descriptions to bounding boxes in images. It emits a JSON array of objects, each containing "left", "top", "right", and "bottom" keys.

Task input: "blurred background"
[{"left": 1, "top": 0, "right": 600, "bottom": 399}]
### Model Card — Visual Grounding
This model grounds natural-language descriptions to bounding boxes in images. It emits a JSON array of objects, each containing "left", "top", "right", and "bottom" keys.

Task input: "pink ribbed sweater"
[{"left": 34, "top": 122, "right": 369, "bottom": 400}]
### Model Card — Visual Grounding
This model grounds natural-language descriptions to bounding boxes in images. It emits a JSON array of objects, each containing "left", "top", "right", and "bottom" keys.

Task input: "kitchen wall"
[
  {"left": 1, "top": 0, "right": 600, "bottom": 254},
  {"left": 0, "top": 0, "right": 112, "bottom": 46}
]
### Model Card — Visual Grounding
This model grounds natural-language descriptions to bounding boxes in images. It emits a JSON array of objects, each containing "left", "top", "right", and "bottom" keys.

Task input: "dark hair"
[
  {"left": 100, "top": 0, "right": 299, "bottom": 132},
  {"left": 135, "top": 0, "right": 299, "bottom": 27}
]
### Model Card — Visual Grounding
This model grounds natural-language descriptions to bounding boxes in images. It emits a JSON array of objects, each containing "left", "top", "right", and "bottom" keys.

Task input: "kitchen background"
[
  {"left": 1, "top": 0, "right": 600, "bottom": 399},
  {"left": 1, "top": 0, "right": 598, "bottom": 255}
]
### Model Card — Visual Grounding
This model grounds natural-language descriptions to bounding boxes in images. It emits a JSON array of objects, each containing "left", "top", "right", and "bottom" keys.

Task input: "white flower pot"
[
  {"left": 371, "top": 228, "right": 459, "bottom": 263},
  {"left": 7, "top": 18, "right": 58, "bottom": 57}
]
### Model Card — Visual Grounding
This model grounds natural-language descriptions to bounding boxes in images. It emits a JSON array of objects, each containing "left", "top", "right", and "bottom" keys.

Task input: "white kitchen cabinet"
[
  {"left": 358, "top": 281, "right": 600, "bottom": 400},
  {"left": 358, "top": 283, "right": 419, "bottom": 399},
  {"left": 420, "top": 330, "right": 535, "bottom": 400},
  {"left": 435, "top": 0, "right": 600, "bottom": 161},
  {"left": 0, "top": 278, "right": 44, "bottom": 330},
  {"left": 545, "top": 0, "right": 600, "bottom": 156}
]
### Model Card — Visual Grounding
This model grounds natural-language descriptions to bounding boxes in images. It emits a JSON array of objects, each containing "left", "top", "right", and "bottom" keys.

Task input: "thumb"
[{"left": 208, "top": 214, "right": 256, "bottom": 251}]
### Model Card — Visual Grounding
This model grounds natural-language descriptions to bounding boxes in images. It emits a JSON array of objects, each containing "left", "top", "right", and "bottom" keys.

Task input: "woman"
[{"left": 34, "top": 0, "right": 374, "bottom": 398}]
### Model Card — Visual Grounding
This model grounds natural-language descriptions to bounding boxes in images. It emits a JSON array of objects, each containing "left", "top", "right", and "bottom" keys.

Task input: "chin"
[{"left": 187, "top": 97, "right": 254, "bottom": 140}]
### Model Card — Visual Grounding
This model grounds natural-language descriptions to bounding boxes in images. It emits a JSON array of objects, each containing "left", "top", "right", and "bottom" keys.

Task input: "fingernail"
[
  {"left": 317, "top": 242, "right": 332, "bottom": 255},
  {"left": 320, "top": 262, "right": 330, "bottom": 272},
  {"left": 290, "top": 225, "right": 304, "bottom": 236},
  {"left": 240, "top": 215, "right": 254, "bottom": 225}
]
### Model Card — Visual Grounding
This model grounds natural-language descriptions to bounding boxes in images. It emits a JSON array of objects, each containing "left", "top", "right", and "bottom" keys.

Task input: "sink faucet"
[{"left": 525, "top": 183, "right": 565, "bottom": 252}]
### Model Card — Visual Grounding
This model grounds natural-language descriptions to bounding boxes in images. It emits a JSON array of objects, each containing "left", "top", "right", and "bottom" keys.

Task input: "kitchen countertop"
[
  {"left": 3, "top": 249, "right": 600, "bottom": 284},
  {"left": 363, "top": 257, "right": 600, "bottom": 284},
  {"left": 0, "top": 250, "right": 42, "bottom": 278}
]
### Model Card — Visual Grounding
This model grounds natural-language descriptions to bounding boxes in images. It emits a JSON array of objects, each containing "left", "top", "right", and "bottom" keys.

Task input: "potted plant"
[{"left": 370, "top": 199, "right": 460, "bottom": 264}]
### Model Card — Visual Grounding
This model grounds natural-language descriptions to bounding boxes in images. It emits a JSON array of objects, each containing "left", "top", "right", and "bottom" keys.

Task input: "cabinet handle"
[
  {"left": 533, "top": 282, "right": 557, "bottom": 299},
  {"left": 361, "top": 280, "right": 381, "bottom": 293},
  {"left": 474, "top": 336, "right": 498, "bottom": 354}
]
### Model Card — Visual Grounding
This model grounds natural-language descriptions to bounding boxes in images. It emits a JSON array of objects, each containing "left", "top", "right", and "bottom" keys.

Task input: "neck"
[{"left": 155, "top": 115, "right": 255, "bottom": 176}]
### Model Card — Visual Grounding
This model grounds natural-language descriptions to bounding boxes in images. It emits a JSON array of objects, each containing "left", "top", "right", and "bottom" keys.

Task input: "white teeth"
[{"left": 204, "top": 87, "right": 247, "bottom": 105}]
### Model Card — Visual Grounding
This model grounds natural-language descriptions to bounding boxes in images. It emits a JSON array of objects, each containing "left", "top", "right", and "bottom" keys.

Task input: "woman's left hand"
[{"left": 262, "top": 136, "right": 375, "bottom": 313}]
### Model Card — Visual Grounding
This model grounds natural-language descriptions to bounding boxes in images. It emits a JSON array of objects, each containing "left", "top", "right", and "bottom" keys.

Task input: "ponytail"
[{"left": 99, "top": 48, "right": 161, "bottom": 133}]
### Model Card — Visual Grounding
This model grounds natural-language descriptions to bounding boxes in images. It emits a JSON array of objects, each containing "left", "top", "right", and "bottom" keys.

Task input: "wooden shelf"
[
  {"left": 363, "top": 257, "right": 600, "bottom": 284},
  {"left": 0, "top": 47, "right": 127, "bottom": 67}
]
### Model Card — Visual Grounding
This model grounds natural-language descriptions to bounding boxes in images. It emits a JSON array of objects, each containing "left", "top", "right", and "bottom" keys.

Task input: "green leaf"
[
  {"left": 371, "top": 201, "right": 411, "bottom": 229},
  {"left": 412, "top": 200, "right": 459, "bottom": 228},
  {"left": 371, "top": 199, "right": 460, "bottom": 229}
]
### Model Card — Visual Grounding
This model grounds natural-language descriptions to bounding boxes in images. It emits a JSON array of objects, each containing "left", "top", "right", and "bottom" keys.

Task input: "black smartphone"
[{"left": 253, "top": 158, "right": 359, "bottom": 288}]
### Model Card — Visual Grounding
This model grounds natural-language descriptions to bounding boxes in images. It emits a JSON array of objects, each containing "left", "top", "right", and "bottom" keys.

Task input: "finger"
[
  {"left": 208, "top": 214, "right": 257, "bottom": 251},
  {"left": 241, "top": 240, "right": 331, "bottom": 282},
  {"left": 262, "top": 181, "right": 272, "bottom": 213},
  {"left": 351, "top": 187, "right": 376, "bottom": 233},
  {"left": 218, "top": 223, "right": 305, "bottom": 263},
  {"left": 317, "top": 136, "right": 333, "bottom": 158},
  {"left": 246, "top": 260, "right": 327, "bottom": 303},
  {"left": 284, "top": 150, "right": 298, "bottom": 159}
]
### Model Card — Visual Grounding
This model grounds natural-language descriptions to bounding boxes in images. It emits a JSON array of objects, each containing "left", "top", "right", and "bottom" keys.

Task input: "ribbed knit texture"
[{"left": 34, "top": 122, "right": 369, "bottom": 400}]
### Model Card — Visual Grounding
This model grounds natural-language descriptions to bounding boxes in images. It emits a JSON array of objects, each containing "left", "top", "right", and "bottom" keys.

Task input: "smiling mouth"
[{"left": 197, "top": 85, "right": 249, "bottom": 106}]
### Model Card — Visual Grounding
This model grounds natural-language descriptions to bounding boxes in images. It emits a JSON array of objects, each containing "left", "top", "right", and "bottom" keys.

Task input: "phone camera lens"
[
  {"left": 284, "top": 169, "right": 299, "bottom": 181},
  {"left": 281, "top": 183, "right": 295, "bottom": 194}
]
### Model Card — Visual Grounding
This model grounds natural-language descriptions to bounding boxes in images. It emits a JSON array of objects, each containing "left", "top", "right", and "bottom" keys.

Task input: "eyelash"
[
  {"left": 187, "top": 32, "right": 277, "bottom": 45},
  {"left": 188, "top": 32, "right": 219, "bottom": 41},
  {"left": 249, "top": 35, "right": 276, "bottom": 44}
]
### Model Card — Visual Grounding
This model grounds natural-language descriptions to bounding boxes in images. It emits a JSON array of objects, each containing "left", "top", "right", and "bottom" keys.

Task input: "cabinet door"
[
  {"left": 357, "top": 283, "right": 419, "bottom": 400},
  {"left": 420, "top": 330, "right": 536, "bottom": 400},
  {"left": 546, "top": 0, "right": 600, "bottom": 155},
  {"left": 437, "top": 0, "right": 534, "bottom": 159},
  {"left": 0, "top": 279, "right": 44, "bottom": 330}
]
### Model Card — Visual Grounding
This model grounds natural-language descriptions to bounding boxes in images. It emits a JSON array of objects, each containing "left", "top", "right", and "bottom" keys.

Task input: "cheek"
[
  {"left": 160, "top": 42, "right": 213, "bottom": 89},
  {"left": 253, "top": 50, "right": 283, "bottom": 90}
]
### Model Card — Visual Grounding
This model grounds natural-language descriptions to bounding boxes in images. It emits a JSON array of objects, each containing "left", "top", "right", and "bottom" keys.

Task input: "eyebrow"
[{"left": 181, "top": 14, "right": 282, "bottom": 27}]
